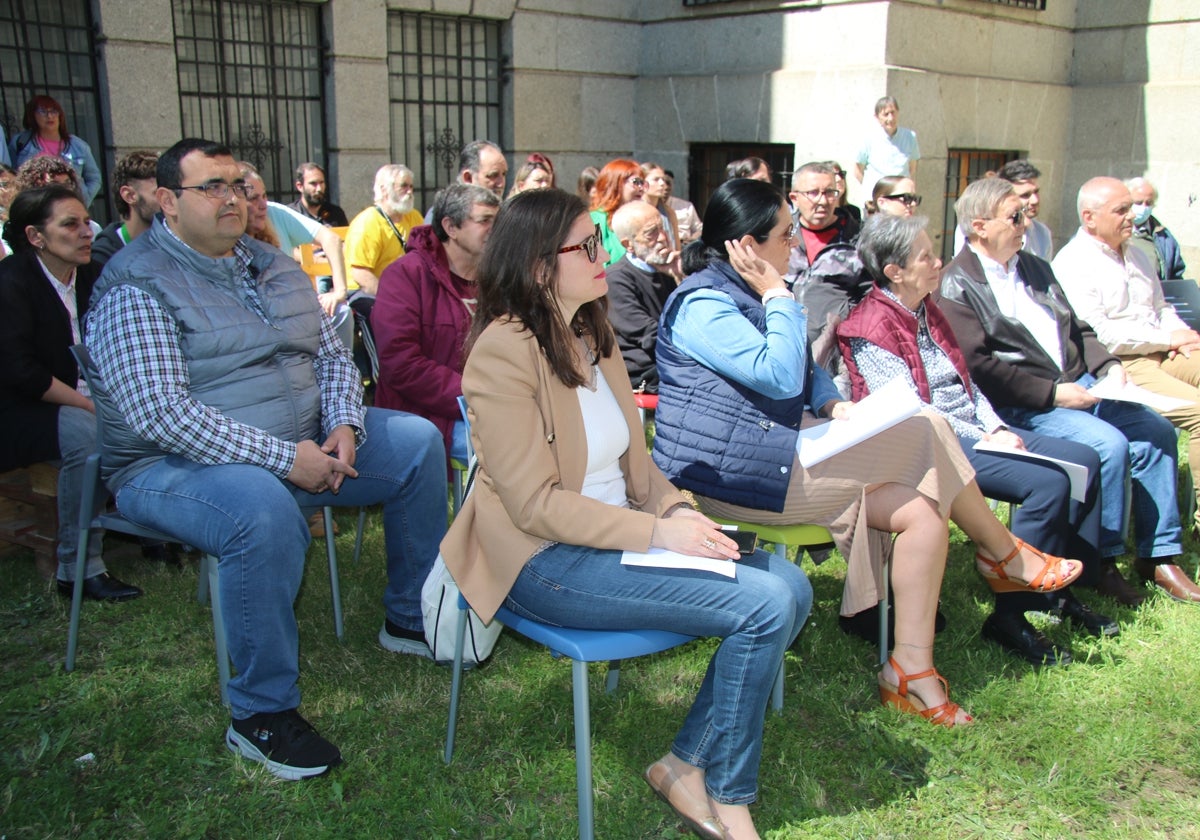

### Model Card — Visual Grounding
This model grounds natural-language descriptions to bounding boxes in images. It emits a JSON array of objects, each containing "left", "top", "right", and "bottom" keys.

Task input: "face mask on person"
[{"left": 1131, "top": 203, "right": 1153, "bottom": 225}]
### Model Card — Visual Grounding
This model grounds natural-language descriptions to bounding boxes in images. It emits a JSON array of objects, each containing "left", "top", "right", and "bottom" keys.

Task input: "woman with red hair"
[
  {"left": 9, "top": 95, "right": 102, "bottom": 207},
  {"left": 589, "top": 158, "right": 646, "bottom": 267}
]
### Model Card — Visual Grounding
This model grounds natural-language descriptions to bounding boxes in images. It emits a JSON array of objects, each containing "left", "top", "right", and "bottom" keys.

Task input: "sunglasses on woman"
[
  {"left": 557, "top": 224, "right": 602, "bottom": 263},
  {"left": 881, "top": 193, "right": 922, "bottom": 207}
]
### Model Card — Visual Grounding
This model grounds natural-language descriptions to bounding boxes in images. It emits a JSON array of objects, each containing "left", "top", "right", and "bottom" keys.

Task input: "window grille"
[
  {"left": 0, "top": 0, "right": 109, "bottom": 217},
  {"left": 941, "top": 148, "right": 1020, "bottom": 261},
  {"left": 387, "top": 12, "right": 503, "bottom": 213},
  {"left": 172, "top": 0, "right": 327, "bottom": 202}
]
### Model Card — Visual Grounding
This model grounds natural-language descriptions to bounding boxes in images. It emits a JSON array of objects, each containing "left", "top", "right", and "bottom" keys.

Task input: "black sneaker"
[{"left": 225, "top": 709, "right": 342, "bottom": 780}]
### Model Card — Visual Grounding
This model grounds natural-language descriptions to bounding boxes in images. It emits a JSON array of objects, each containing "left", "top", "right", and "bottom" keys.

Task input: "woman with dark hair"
[
  {"left": 441, "top": 187, "right": 812, "bottom": 840},
  {"left": 9, "top": 95, "right": 102, "bottom": 206},
  {"left": 653, "top": 179, "right": 1081, "bottom": 728},
  {"left": 838, "top": 214, "right": 1115, "bottom": 663},
  {"left": 866, "top": 175, "right": 921, "bottom": 217},
  {"left": 0, "top": 185, "right": 140, "bottom": 600},
  {"left": 589, "top": 158, "right": 646, "bottom": 267},
  {"left": 507, "top": 152, "right": 556, "bottom": 197}
]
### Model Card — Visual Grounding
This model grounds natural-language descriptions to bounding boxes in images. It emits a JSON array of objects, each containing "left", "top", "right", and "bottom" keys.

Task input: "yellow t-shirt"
[{"left": 343, "top": 205, "right": 425, "bottom": 290}]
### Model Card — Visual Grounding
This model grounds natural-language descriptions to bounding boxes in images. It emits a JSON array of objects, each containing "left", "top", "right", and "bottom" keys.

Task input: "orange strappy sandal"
[
  {"left": 878, "top": 656, "right": 972, "bottom": 727},
  {"left": 975, "top": 538, "right": 1083, "bottom": 594}
]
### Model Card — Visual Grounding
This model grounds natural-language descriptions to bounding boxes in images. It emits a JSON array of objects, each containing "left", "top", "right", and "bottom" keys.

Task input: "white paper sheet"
[
  {"left": 620, "top": 546, "right": 738, "bottom": 578},
  {"left": 972, "top": 439, "right": 1089, "bottom": 503},
  {"left": 795, "top": 377, "right": 923, "bottom": 469},
  {"left": 1087, "top": 375, "right": 1192, "bottom": 413}
]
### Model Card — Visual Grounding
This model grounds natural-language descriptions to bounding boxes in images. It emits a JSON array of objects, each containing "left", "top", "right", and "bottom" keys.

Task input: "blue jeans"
[
  {"left": 450, "top": 420, "right": 468, "bottom": 464},
  {"left": 999, "top": 373, "right": 1182, "bottom": 559},
  {"left": 114, "top": 407, "right": 446, "bottom": 718},
  {"left": 504, "top": 542, "right": 813, "bottom": 805},
  {"left": 56, "top": 406, "right": 106, "bottom": 580}
]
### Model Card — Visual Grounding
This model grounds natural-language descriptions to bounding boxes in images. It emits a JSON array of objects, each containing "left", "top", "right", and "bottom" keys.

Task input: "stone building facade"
[{"left": 2, "top": 0, "right": 1196, "bottom": 265}]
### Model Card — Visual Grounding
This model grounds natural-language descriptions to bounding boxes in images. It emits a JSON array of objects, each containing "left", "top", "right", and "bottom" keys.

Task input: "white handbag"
[
  {"left": 421, "top": 458, "right": 502, "bottom": 665},
  {"left": 421, "top": 554, "right": 502, "bottom": 665}
]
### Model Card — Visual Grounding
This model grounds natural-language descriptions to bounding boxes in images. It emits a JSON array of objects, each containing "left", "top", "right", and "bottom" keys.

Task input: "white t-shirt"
[
  {"left": 577, "top": 364, "right": 631, "bottom": 508},
  {"left": 856, "top": 124, "right": 920, "bottom": 197}
]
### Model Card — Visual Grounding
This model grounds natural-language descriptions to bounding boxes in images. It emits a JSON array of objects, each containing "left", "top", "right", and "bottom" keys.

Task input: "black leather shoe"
[
  {"left": 1090, "top": 562, "right": 1145, "bottom": 608},
  {"left": 57, "top": 573, "right": 142, "bottom": 602},
  {"left": 981, "top": 612, "right": 1071, "bottom": 666},
  {"left": 1056, "top": 594, "right": 1119, "bottom": 637}
]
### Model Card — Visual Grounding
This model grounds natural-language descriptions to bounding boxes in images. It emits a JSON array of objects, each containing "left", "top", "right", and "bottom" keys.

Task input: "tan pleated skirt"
[{"left": 696, "top": 409, "right": 975, "bottom": 616}]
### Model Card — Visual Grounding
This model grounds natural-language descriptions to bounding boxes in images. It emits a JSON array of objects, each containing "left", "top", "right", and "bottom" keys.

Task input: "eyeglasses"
[
  {"left": 627, "top": 177, "right": 647, "bottom": 188},
  {"left": 557, "top": 224, "right": 602, "bottom": 263},
  {"left": 880, "top": 193, "right": 922, "bottom": 207},
  {"left": 242, "top": 187, "right": 263, "bottom": 202},
  {"left": 35, "top": 107, "right": 59, "bottom": 117},
  {"left": 172, "top": 181, "right": 253, "bottom": 200},
  {"left": 1003, "top": 208, "right": 1026, "bottom": 226},
  {"left": 795, "top": 188, "right": 841, "bottom": 203},
  {"left": 780, "top": 223, "right": 796, "bottom": 242}
]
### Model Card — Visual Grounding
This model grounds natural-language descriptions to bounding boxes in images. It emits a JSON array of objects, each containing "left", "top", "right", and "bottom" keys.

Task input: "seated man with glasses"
[
  {"left": 85, "top": 138, "right": 447, "bottom": 781},
  {"left": 787, "top": 160, "right": 870, "bottom": 391},
  {"left": 940, "top": 176, "right": 1185, "bottom": 609}
]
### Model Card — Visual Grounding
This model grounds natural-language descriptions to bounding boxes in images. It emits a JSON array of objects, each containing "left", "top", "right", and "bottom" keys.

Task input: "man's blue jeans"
[
  {"left": 999, "top": 373, "right": 1182, "bottom": 560},
  {"left": 114, "top": 407, "right": 447, "bottom": 718},
  {"left": 504, "top": 542, "right": 813, "bottom": 805}
]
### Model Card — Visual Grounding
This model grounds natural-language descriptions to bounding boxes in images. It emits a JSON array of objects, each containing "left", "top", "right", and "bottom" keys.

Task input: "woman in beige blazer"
[{"left": 441, "top": 189, "right": 812, "bottom": 840}]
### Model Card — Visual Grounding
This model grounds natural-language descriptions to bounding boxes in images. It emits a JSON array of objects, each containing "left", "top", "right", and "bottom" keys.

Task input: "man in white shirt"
[
  {"left": 1054, "top": 175, "right": 1200, "bottom": 535},
  {"left": 853, "top": 96, "right": 920, "bottom": 199}
]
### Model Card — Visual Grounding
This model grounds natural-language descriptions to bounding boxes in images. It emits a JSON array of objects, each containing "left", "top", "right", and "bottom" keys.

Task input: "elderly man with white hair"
[
  {"left": 605, "top": 199, "right": 678, "bottom": 392},
  {"left": 1054, "top": 176, "right": 1200, "bottom": 538},
  {"left": 1125, "top": 176, "right": 1186, "bottom": 280}
]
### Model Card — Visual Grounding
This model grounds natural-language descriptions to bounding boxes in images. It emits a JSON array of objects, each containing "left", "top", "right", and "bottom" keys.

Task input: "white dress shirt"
[
  {"left": 968, "top": 243, "right": 1064, "bottom": 369},
  {"left": 1052, "top": 227, "right": 1189, "bottom": 356}
]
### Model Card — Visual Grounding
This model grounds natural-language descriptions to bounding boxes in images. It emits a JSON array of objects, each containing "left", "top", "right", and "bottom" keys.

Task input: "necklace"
[{"left": 576, "top": 332, "right": 598, "bottom": 391}]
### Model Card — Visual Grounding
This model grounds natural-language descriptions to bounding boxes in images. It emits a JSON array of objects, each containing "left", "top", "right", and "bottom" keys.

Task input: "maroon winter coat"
[{"left": 371, "top": 225, "right": 473, "bottom": 471}]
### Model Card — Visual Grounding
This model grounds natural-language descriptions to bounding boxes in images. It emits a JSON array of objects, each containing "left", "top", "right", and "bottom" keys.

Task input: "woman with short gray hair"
[{"left": 839, "top": 214, "right": 1116, "bottom": 666}]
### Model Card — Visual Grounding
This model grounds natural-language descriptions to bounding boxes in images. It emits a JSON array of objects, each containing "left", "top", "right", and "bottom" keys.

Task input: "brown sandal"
[
  {"left": 878, "top": 656, "right": 972, "bottom": 727},
  {"left": 976, "top": 538, "right": 1083, "bottom": 594}
]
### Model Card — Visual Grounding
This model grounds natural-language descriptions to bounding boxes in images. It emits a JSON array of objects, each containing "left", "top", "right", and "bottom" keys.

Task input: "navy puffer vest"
[{"left": 653, "top": 260, "right": 810, "bottom": 512}]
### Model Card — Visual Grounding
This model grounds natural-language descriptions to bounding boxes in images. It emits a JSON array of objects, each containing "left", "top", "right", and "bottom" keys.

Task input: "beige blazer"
[{"left": 440, "top": 317, "right": 688, "bottom": 623}]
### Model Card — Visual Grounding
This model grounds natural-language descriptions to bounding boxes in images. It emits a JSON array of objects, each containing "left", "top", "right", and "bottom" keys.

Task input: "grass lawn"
[{"left": 4, "top": 504, "right": 1200, "bottom": 840}]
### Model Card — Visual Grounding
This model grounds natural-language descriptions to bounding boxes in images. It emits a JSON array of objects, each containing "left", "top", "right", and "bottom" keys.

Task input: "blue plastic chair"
[{"left": 445, "top": 595, "right": 702, "bottom": 840}]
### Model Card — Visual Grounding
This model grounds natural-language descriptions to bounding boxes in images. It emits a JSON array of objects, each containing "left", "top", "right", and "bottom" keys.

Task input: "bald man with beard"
[{"left": 605, "top": 200, "right": 678, "bottom": 393}]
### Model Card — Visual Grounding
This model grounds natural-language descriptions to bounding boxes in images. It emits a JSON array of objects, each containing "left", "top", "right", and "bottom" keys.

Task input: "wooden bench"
[{"left": 0, "top": 463, "right": 59, "bottom": 580}]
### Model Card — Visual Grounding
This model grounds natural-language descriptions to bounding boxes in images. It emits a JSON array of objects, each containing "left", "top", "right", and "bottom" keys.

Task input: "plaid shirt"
[{"left": 87, "top": 231, "right": 363, "bottom": 479}]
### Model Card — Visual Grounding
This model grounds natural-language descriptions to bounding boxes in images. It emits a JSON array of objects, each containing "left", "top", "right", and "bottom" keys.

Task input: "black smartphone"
[{"left": 727, "top": 529, "right": 758, "bottom": 555}]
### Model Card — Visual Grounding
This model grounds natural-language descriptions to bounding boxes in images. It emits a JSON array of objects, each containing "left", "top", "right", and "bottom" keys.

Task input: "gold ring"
[{"left": 703, "top": 538, "right": 716, "bottom": 549}]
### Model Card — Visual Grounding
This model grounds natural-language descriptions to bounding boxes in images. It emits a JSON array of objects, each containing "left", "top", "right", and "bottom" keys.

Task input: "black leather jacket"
[{"left": 938, "top": 247, "right": 1118, "bottom": 411}]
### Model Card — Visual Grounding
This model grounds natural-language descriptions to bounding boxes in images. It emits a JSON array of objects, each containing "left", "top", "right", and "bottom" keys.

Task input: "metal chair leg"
[
  {"left": 445, "top": 605, "right": 470, "bottom": 764},
  {"left": 323, "top": 507, "right": 344, "bottom": 640},
  {"left": 572, "top": 659, "right": 595, "bottom": 840}
]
